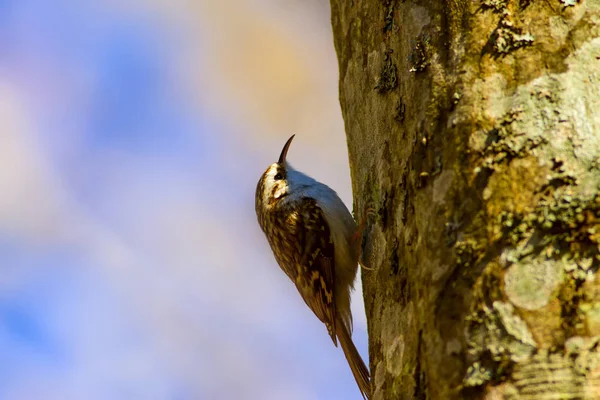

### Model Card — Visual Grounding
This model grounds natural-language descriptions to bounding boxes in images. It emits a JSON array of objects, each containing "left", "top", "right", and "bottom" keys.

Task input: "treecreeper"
[{"left": 255, "top": 135, "right": 371, "bottom": 399}]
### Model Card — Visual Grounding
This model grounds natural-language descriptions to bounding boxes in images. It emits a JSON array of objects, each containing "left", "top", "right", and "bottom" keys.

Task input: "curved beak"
[{"left": 278, "top": 134, "right": 295, "bottom": 164}]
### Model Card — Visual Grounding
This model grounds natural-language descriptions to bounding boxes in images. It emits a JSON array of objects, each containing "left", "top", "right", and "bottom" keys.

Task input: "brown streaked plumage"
[{"left": 255, "top": 135, "right": 371, "bottom": 399}]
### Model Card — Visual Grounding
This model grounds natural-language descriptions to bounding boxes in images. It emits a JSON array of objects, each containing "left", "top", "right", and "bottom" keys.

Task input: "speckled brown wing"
[{"left": 293, "top": 198, "right": 338, "bottom": 345}]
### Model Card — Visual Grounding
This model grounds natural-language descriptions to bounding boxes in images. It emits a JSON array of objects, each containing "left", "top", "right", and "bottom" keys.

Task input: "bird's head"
[{"left": 255, "top": 135, "right": 297, "bottom": 210}]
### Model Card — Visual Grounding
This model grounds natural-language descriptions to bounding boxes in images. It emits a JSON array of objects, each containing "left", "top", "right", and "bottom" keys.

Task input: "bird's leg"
[{"left": 352, "top": 207, "right": 375, "bottom": 271}]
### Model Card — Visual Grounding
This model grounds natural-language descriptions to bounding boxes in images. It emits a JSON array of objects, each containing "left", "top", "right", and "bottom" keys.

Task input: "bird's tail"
[{"left": 336, "top": 322, "right": 372, "bottom": 400}]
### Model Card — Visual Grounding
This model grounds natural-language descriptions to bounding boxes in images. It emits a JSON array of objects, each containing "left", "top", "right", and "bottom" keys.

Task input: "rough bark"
[{"left": 329, "top": 1, "right": 600, "bottom": 399}]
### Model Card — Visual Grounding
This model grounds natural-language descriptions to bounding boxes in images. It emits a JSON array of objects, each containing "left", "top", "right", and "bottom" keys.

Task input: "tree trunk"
[{"left": 329, "top": 1, "right": 600, "bottom": 399}]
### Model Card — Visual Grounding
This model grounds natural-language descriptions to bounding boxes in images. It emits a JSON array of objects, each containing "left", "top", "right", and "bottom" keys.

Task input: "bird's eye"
[{"left": 274, "top": 173, "right": 283, "bottom": 180}]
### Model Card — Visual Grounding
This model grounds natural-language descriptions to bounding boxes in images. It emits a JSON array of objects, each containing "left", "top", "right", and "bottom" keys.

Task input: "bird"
[{"left": 255, "top": 134, "right": 371, "bottom": 399}]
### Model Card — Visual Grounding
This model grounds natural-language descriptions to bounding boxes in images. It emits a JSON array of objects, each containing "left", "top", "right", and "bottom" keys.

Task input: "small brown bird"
[{"left": 255, "top": 135, "right": 371, "bottom": 399}]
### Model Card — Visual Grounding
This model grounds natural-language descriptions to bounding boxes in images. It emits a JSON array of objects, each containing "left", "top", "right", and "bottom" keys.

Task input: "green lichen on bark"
[
  {"left": 375, "top": 49, "right": 398, "bottom": 93},
  {"left": 409, "top": 35, "right": 430, "bottom": 72},
  {"left": 490, "top": 17, "right": 534, "bottom": 56},
  {"left": 481, "top": 0, "right": 508, "bottom": 12},
  {"left": 381, "top": 0, "right": 396, "bottom": 33},
  {"left": 465, "top": 301, "right": 537, "bottom": 387}
]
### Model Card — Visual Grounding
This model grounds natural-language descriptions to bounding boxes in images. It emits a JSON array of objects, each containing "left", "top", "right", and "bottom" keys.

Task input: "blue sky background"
[{"left": 0, "top": 1, "right": 367, "bottom": 399}]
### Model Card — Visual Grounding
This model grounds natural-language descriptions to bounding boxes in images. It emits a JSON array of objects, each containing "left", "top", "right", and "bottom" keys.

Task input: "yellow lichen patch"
[
  {"left": 484, "top": 157, "right": 548, "bottom": 241},
  {"left": 518, "top": 298, "right": 564, "bottom": 349},
  {"left": 581, "top": 275, "right": 600, "bottom": 337},
  {"left": 485, "top": 157, "right": 546, "bottom": 214}
]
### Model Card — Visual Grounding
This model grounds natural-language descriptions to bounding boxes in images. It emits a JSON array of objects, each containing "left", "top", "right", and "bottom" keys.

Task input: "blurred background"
[{"left": 0, "top": 1, "right": 367, "bottom": 399}]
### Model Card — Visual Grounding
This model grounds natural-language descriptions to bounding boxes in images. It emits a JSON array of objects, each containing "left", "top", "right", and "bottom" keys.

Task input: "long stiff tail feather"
[{"left": 336, "top": 321, "right": 372, "bottom": 400}]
